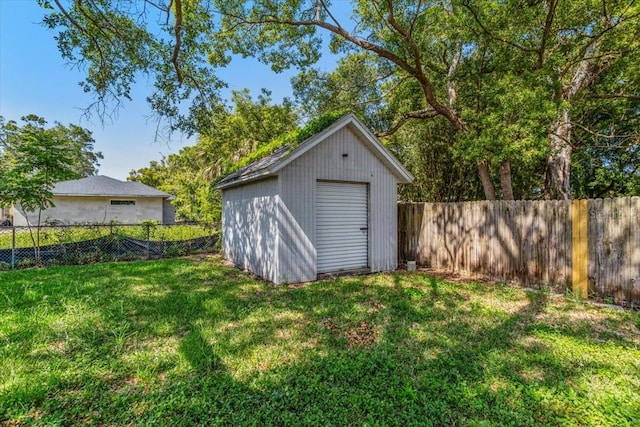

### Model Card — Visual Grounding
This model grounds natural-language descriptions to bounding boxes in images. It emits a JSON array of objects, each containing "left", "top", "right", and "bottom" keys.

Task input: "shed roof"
[
  {"left": 215, "top": 113, "right": 413, "bottom": 189},
  {"left": 52, "top": 175, "right": 172, "bottom": 198}
]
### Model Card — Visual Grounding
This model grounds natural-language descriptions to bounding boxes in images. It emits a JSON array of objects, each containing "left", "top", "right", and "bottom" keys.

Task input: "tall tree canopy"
[
  {"left": 40, "top": 0, "right": 640, "bottom": 200},
  {"left": 129, "top": 90, "right": 297, "bottom": 222},
  {"left": 0, "top": 114, "right": 102, "bottom": 216}
]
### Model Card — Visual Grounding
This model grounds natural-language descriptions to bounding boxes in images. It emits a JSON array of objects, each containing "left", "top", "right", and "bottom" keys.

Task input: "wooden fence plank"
[
  {"left": 572, "top": 199, "right": 589, "bottom": 298},
  {"left": 398, "top": 197, "right": 639, "bottom": 306}
]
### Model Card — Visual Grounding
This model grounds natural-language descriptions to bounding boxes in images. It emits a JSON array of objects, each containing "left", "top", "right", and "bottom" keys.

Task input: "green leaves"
[
  {"left": 40, "top": 1, "right": 640, "bottom": 200},
  {"left": 221, "top": 108, "right": 348, "bottom": 177},
  {"left": 0, "top": 115, "right": 100, "bottom": 213},
  {"left": 129, "top": 90, "right": 299, "bottom": 222},
  {"left": 460, "top": 73, "right": 555, "bottom": 164}
]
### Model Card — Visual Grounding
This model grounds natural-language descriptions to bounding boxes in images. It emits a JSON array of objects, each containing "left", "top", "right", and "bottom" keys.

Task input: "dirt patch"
[
  {"left": 411, "top": 268, "right": 494, "bottom": 285},
  {"left": 413, "top": 267, "right": 634, "bottom": 311},
  {"left": 321, "top": 318, "right": 339, "bottom": 333},
  {"left": 344, "top": 320, "right": 380, "bottom": 348},
  {"left": 321, "top": 318, "right": 380, "bottom": 347}
]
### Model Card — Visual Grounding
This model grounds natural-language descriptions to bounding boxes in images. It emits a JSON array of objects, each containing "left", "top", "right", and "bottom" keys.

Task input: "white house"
[
  {"left": 215, "top": 113, "right": 413, "bottom": 284},
  {"left": 13, "top": 175, "right": 175, "bottom": 226}
]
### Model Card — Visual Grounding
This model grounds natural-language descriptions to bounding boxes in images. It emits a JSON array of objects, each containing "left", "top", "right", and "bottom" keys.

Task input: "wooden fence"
[{"left": 398, "top": 197, "right": 640, "bottom": 306}]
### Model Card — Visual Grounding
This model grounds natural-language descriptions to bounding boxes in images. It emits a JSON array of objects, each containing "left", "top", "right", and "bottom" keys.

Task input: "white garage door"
[{"left": 316, "top": 181, "right": 369, "bottom": 273}]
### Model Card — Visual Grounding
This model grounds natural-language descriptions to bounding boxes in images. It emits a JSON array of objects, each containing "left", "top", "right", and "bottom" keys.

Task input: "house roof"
[
  {"left": 52, "top": 175, "right": 172, "bottom": 198},
  {"left": 215, "top": 113, "right": 414, "bottom": 189}
]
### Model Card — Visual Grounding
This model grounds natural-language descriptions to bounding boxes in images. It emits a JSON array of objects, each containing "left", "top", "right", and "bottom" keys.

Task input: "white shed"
[{"left": 215, "top": 113, "right": 413, "bottom": 284}]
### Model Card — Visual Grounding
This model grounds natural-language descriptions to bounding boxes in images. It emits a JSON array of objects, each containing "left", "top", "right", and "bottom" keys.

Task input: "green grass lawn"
[{"left": 1, "top": 256, "right": 639, "bottom": 426}]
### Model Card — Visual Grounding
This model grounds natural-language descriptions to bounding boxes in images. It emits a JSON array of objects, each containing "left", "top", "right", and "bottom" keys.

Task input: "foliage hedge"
[{"left": 0, "top": 223, "right": 216, "bottom": 249}]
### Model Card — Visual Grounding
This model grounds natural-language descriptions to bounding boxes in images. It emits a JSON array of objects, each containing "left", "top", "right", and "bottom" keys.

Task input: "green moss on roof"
[{"left": 222, "top": 110, "right": 350, "bottom": 178}]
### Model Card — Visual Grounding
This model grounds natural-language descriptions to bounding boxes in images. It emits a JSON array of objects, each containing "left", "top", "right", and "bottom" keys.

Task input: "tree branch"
[
  {"left": 385, "top": 0, "right": 422, "bottom": 71},
  {"left": 383, "top": 0, "right": 466, "bottom": 129},
  {"left": 318, "top": 0, "right": 343, "bottom": 29},
  {"left": 587, "top": 93, "right": 640, "bottom": 100},
  {"left": 55, "top": 0, "right": 105, "bottom": 66},
  {"left": 376, "top": 109, "right": 438, "bottom": 137},
  {"left": 83, "top": 0, "right": 128, "bottom": 40},
  {"left": 236, "top": 14, "right": 417, "bottom": 74},
  {"left": 172, "top": 0, "right": 184, "bottom": 85},
  {"left": 54, "top": 0, "right": 109, "bottom": 92},
  {"left": 461, "top": 1, "right": 539, "bottom": 53},
  {"left": 537, "top": 0, "right": 558, "bottom": 69},
  {"left": 408, "top": 0, "right": 424, "bottom": 36},
  {"left": 558, "top": 8, "right": 639, "bottom": 80},
  {"left": 447, "top": 42, "right": 462, "bottom": 107},
  {"left": 573, "top": 122, "right": 639, "bottom": 141},
  {"left": 219, "top": 6, "right": 468, "bottom": 131}
]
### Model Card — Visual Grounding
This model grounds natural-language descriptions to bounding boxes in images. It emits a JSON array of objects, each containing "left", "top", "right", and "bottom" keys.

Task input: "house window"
[{"left": 110, "top": 200, "right": 136, "bottom": 206}]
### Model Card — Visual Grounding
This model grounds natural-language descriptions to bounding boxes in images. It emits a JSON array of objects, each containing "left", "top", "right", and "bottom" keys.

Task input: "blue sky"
[{"left": 0, "top": 1, "right": 338, "bottom": 180}]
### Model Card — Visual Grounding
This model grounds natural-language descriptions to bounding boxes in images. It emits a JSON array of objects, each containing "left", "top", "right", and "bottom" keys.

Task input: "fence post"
[
  {"left": 146, "top": 224, "right": 151, "bottom": 260},
  {"left": 571, "top": 199, "right": 588, "bottom": 298},
  {"left": 11, "top": 225, "right": 16, "bottom": 270}
]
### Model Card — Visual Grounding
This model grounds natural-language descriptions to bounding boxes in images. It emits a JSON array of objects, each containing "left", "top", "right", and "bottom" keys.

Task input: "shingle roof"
[
  {"left": 216, "top": 145, "right": 290, "bottom": 187},
  {"left": 52, "top": 176, "right": 172, "bottom": 198}
]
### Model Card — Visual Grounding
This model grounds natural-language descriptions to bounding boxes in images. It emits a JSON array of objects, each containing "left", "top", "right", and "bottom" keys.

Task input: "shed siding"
[
  {"left": 370, "top": 171, "right": 398, "bottom": 272},
  {"left": 222, "top": 178, "right": 279, "bottom": 283},
  {"left": 13, "top": 196, "right": 165, "bottom": 226},
  {"left": 278, "top": 126, "right": 399, "bottom": 281}
]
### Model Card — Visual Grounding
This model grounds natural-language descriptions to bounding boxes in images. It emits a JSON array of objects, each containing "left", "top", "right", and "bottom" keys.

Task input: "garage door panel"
[
  {"left": 316, "top": 181, "right": 369, "bottom": 274},
  {"left": 317, "top": 230, "right": 368, "bottom": 236},
  {"left": 317, "top": 241, "right": 367, "bottom": 250}
]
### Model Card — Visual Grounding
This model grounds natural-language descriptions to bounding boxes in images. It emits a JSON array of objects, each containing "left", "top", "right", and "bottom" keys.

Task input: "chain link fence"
[{"left": 0, "top": 223, "right": 219, "bottom": 270}]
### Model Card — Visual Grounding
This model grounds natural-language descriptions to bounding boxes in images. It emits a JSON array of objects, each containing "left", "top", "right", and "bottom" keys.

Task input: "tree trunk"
[
  {"left": 544, "top": 37, "right": 603, "bottom": 200},
  {"left": 477, "top": 160, "right": 496, "bottom": 200},
  {"left": 545, "top": 109, "right": 572, "bottom": 200},
  {"left": 499, "top": 160, "right": 514, "bottom": 200}
]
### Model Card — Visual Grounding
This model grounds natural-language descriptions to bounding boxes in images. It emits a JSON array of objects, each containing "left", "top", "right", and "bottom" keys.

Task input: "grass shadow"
[{"left": 1, "top": 256, "right": 638, "bottom": 425}]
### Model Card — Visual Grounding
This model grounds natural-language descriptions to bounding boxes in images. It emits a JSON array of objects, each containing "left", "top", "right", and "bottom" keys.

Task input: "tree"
[
  {"left": 293, "top": 2, "right": 639, "bottom": 200},
  {"left": 129, "top": 147, "right": 219, "bottom": 222},
  {"left": 386, "top": 117, "right": 484, "bottom": 202},
  {"left": 0, "top": 115, "right": 100, "bottom": 263},
  {"left": 48, "top": 121, "right": 103, "bottom": 176},
  {"left": 129, "top": 90, "right": 297, "bottom": 222},
  {"left": 40, "top": 1, "right": 640, "bottom": 199},
  {"left": 571, "top": 91, "right": 640, "bottom": 198},
  {"left": 1, "top": 114, "right": 102, "bottom": 178},
  {"left": 460, "top": 0, "right": 640, "bottom": 199}
]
